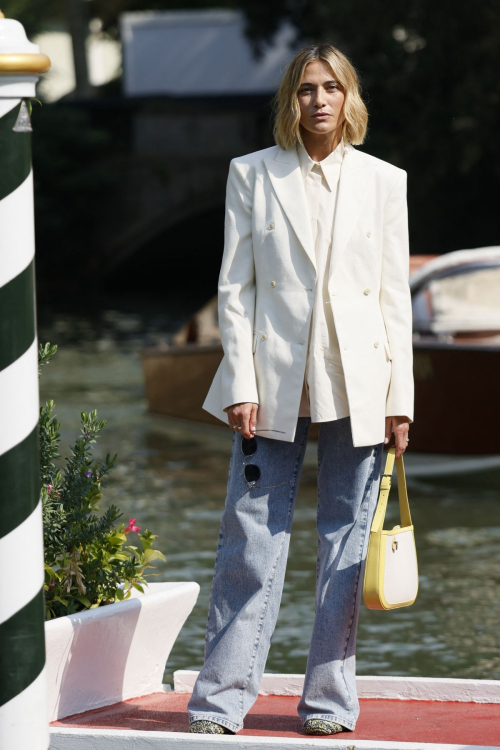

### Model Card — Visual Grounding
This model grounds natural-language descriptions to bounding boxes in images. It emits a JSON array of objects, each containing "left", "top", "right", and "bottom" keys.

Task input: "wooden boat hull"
[
  {"left": 412, "top": 339, "right": 500, "bottom": 454},
  {"left": 142, "top": 344, "right": 225, "bottom": 426},
  {"left": 141, "top": 344, "right": 325, "bottom": 437},
  {"left": 142, "top": 340, "right": 500, "bottom": 453}
]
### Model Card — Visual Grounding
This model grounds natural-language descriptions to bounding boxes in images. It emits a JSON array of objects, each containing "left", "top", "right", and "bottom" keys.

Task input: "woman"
[{"left": 188, "top": 43, "right": 413, "bottom": 736}]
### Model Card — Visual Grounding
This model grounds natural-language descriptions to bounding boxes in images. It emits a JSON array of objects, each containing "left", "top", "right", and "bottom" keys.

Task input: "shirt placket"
[
  {"left": 296, "top": 141, "right": 348, "bottom": 421},
  {"left": 304, "top": 164, "right": 323, "bottom": 411}
]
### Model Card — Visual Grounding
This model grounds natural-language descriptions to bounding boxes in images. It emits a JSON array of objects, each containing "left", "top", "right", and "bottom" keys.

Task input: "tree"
[
  {"left": 7, "top": 0, "right": 500, "bottom": 253},
  {"left": 238, "top": 0, "right": 500, "bottom": 252}
]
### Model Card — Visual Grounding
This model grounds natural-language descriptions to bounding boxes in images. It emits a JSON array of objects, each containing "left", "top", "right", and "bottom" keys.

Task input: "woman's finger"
[
  {"left": 384, "top": 417, "right": 392, "bottom": 445},
  {"left": 240, "top": 407, "right": 252, "bottom": 439},
  {"left": 394, "top": 426, "right": 409, "bottom": 458},
  {"left": 249, "top": 403, "right": 258, "bottom": 436},
  {"left": 228, "top": 408, "right": 241, "bottom": 432}
]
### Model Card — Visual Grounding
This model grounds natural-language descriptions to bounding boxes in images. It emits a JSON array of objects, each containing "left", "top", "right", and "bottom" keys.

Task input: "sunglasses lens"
[
  {"left": 244, "top": 463, "right": 260, "bottom": 483},
  {"left": 241, "top": 437, "right": 257, "bottom": 456}
]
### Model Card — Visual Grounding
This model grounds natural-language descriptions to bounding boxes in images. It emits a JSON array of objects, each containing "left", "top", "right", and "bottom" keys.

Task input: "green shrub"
[{"left": 39, "top": 342, "right": 166, "bottom": 620}]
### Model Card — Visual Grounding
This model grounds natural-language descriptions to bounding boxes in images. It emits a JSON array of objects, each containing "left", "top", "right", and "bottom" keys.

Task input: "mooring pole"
[{"left": 0, "top": 11, "right": 51, "bottom": 750}]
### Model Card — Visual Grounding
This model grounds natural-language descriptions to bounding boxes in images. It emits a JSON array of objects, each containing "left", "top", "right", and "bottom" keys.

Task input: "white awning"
[{"left": 120, "top": 9, "right": 300, "bottom": 98}]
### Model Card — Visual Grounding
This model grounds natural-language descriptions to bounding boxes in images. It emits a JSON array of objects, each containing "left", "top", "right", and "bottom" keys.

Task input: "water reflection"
[{"left": 37, "top": 324, "right": 500, "bottom": 686}]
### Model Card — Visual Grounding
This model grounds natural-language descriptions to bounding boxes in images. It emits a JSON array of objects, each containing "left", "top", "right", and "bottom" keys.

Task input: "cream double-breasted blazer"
[{"left": 202, "top": 141, "right": 414, "bottom": 447}]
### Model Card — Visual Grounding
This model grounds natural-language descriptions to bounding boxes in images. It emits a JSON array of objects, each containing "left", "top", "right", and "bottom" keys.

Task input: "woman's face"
[{"left": 297, "top": 60, "right": 345, "bottom": 137}]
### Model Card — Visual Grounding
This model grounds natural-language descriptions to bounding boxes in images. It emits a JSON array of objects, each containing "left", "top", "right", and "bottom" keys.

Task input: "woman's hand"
[
  {"left": 224, "top": 403, "right": 259, "bottom": 439},
  {"left": 385, "top": 416, "right": 410, "bottom": 458}
]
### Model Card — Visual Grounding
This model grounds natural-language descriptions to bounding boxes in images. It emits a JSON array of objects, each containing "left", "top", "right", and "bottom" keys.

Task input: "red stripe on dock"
[{"left": 50, "top": 691, "right": 500, "bottom": 746}]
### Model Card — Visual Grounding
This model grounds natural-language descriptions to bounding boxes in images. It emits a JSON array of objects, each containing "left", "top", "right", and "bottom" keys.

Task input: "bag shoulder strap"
[{"left": 370, "top": 447, "right": 412, "bottom": 534}]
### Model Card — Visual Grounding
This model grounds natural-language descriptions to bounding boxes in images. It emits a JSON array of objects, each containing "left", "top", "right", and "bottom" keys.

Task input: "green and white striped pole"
[{"left": 0, "top": 11, "right": 51, "bottom": 750}]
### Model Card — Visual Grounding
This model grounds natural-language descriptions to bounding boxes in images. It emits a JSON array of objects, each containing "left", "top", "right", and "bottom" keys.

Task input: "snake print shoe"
[
  {"left": 188, "top": 720, "right": 234, "bottom": 734},
  {"left": 304, "top": 718, "right": 345, "bottom": 735}
]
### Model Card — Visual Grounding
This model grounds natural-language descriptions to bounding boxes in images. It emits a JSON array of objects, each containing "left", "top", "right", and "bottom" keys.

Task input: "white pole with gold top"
[{"left": 0, "top": 10, "right": 50, "bottom": 750}]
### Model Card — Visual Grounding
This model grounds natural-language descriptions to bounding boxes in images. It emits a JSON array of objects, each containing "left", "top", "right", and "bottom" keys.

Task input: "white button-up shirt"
[{"left": 296, "top": 139, "right": 350, "bottom": 422}]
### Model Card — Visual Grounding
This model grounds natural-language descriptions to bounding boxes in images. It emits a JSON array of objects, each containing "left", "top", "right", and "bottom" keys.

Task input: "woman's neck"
[{"left": 300, "top": 125, "right": 343, "bottom": 162}]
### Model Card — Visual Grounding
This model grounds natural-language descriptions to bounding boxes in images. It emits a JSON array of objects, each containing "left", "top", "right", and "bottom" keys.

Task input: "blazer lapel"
[
  {"left": 263, "top": 144, "right": 375, "bottom": 278},
  {"left": 263, "top": 148, "right": 316, "bottom": 271},
  {"left": 328, "top": 144, "right": 375, "bottom": 282}
]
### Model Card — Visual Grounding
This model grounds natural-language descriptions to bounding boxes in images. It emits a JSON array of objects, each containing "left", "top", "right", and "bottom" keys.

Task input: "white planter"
[{"left": 45, "top": 581, "right": 199, "bottom": 722}]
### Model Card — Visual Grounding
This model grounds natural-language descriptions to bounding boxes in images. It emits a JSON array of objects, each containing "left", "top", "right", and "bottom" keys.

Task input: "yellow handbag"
[{"left": 363, "top": 446, "right": 418, "bottom": 610}]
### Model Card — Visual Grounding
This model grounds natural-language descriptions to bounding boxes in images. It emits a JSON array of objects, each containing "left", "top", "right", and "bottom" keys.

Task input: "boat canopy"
[{"left": 410, "top": 246, "right": 500, "bottom": 334}]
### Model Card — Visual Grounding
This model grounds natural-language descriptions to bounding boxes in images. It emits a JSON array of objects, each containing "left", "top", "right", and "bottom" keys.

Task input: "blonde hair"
[{"left": 272, "top": 43, "right": 368, "bottom": 150}]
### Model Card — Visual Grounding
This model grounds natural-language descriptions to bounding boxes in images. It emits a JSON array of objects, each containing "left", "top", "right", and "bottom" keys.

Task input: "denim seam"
[
  {"left": 238, "top": 417, "right": 310, "bottom": 724},
  {"left": 339, "top": 443, "right": 379, "bottom": 708},
  {"left": 204, "top": 520, "right": 226, "bottom": 654},
  {"left": 204, "top": 433, "right": 236, "bottom": 654},
  {"left": 315, "top": 439, "right": 323, "bottom": 610}
]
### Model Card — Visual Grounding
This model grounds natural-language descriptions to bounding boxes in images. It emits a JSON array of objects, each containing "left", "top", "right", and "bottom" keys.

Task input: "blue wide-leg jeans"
[{"left": 187, "top": 416, "right": 384, "bottom": 733}]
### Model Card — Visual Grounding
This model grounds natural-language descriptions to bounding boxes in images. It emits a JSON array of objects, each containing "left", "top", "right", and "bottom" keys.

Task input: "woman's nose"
[{"left": 314, "top": 90, "right": 326, "bottom": 107}]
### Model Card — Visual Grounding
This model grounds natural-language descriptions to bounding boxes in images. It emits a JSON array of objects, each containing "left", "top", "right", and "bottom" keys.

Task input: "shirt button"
[
  {"left": 366, "top": 230, "right": 372, "bottom": 237},
  {"left": 268, "top": 222, "right": 274, "bottom": 230},
  {"left": 261, "top": 333, "right": 267, "bottom": 340},
  {"left": 364, "top": 288, "right": 371, "bottom": 295},
  {"left": 270, "top": 280, "right": 276, "bottom": 287},
  {"left": 374, "top": 341, "right": 380, "bottom": 348}
]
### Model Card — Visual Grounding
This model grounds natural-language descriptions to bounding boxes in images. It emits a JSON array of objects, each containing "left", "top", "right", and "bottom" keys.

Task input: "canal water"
[{"left": 38, "top": 308, "right": 500, "bottom": 686}]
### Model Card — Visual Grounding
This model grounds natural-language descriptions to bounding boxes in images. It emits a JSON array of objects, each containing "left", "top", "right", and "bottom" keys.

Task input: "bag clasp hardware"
[{"left": 391, "top": 526, "right": 400, "bottom": 553}]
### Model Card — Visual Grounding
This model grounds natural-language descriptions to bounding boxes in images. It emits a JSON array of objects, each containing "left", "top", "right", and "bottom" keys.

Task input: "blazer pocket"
[{"left": 383, "top": 339, "right": 393, "bottom": 361}]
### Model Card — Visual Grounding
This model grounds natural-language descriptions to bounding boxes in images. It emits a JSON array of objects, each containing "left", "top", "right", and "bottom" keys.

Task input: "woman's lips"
[{"left": 313, "top": 113, "right": 330, "bottom": 119}]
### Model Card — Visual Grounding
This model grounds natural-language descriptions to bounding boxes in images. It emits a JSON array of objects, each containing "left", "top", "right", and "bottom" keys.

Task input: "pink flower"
[{"left": 124, "top": 518, "right": 140, "bottom": 534}]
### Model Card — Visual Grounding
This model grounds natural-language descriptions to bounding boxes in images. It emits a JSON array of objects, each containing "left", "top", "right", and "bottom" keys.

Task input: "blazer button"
[
  {"left": 267, "top": 222, "right": 275, "bottom": 230},
  {"left": 261, "top": 333, "right": 268, "bottom": 340},
  {"left": 366, "top": 230, "right": 372, "bottom": 237},
  {"left": 374, "top": 341, "right": 380, "bottom": 347},
  {"left": 270, "top": 280, "right": 276, "bottom": 287},
  {"left": 364, "top": 288, "right": 371, "bottom": 295}
]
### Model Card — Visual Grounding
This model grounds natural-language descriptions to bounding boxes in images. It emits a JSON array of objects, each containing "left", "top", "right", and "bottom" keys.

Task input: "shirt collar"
[{"left": 296, "top": 138, "right": 345, "bottom": 191}]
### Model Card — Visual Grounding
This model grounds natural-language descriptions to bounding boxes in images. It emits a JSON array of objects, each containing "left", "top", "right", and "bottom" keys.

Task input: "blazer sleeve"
[
  {"left": 218, "top": 158, "right": 259, "bottom": 411},
  {"left": 380, "top": 170, "right": 414, "bottom": 423}
]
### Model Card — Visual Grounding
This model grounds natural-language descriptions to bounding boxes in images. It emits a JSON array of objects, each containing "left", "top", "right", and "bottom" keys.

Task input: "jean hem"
[
  {"left": 301, "top": 713, "right": 356, "bottom": 731},
  {"left": 188, "top": 713, "right": 242, "bottom": 733}
]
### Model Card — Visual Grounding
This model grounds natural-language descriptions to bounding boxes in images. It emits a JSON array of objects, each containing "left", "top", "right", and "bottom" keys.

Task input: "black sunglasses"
[{"left": 241, "top": 437, "right": 260, "bottom": 483}]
